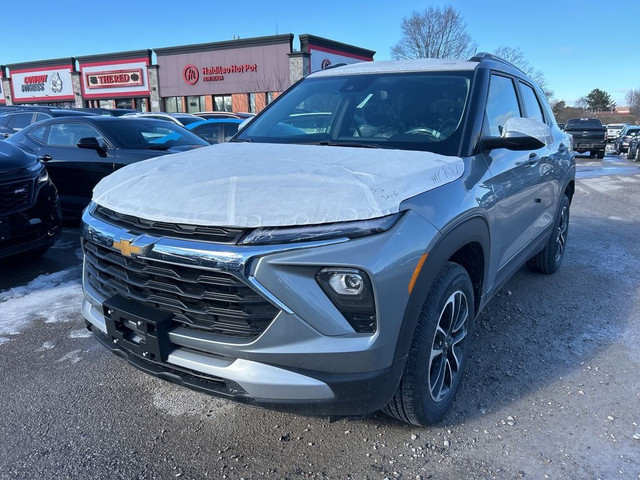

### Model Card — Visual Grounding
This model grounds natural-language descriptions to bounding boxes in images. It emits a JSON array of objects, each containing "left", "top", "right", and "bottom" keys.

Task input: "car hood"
[
  {"left": 0, "top": 141, "right": 38, "bottom": 173},
  {"left": 92, "top": 142, "right": 464, "bottom": 228}
]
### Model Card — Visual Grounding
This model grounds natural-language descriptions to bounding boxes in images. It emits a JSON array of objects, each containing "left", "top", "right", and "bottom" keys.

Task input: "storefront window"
[
  {"left": 266, "top": 92, "right": 274, "bottom": 105},
  {"left": 19, "top": 101, "right": 74, "bottom": 108},
  {"left": 214, "top": 95, "right": 232, "bottom": 112},
  {"left": 116, "top": 98, "right": 134, "bottom": 109},
  {"left": 165, "top": 96, "right": 183, "bottom": 113},
  {"left": 247, "top": 93, "right": 256, "bottom": 113},
  {"left": 186, "top": 95, "right": 205, "bottom": 113}
]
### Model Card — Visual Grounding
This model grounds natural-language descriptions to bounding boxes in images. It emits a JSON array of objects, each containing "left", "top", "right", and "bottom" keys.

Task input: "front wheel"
[
  {"left": 383, "top": 262, "right": 474, "bottom": 426},
  {"left": 527, "top": 194, "right": 570, "bottom": 274}
]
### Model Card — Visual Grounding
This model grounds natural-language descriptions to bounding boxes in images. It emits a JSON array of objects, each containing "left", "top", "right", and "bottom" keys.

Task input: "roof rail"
[
  {"left": 322, "top": 62, "right": 348, "bottom": 71},
  {"left": 468, "top": 52, "right": 525, "bottom": 75}
]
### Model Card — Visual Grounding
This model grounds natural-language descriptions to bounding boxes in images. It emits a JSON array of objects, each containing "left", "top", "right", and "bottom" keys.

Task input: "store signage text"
[
  {"left": 20, "top": 72, "right": 63, "bottom": 93},
  {"left": 86, "top": 69, "right": 144, "bottom": 89},
  {"left": 183, "top": 63, "right": 258, "bottom": 85},
  {"left": 22, "top": 74, "right": 48, "bottom": 92}
]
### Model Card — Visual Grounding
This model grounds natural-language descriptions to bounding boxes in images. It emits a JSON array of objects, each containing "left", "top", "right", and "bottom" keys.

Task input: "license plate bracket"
[{"left": 103, "top": 295, "right": 174, "bottom": 362}]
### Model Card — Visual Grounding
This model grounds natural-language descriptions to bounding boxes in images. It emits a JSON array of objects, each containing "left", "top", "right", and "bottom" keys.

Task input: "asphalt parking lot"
[{"left": 0, "top": 153, "right": 639, "bottom": 479}]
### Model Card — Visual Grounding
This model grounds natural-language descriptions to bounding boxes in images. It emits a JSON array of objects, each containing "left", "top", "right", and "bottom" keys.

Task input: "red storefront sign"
[
  {"left": 183, "top": 64, "right": 258, "bottom": 85},
  {"left": 86, "top": 69, "right": 144, "bottom": 89}
]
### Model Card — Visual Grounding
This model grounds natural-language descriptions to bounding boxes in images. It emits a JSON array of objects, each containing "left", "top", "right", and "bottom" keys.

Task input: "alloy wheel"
[
  {"left": 554, "top": 205, "right": 569, "bottom": 264},
  {"left": 428, "top": 290, "right": 469, "bottom": 402}
]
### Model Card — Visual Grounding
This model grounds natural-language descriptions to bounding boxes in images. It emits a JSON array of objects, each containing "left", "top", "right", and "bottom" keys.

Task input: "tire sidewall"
[
  {"left": 546, "top": 195, "right": 571, "bottom": 272},
  {"left": 405, "top": 263, "right": 475, "bottom": 425}
]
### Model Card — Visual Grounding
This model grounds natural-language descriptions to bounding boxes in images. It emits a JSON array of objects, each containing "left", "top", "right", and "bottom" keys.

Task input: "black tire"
[
  {"left": 527, "top": 194, "right": 570, "bottom": 274},
  {"left": 635, "top": 147, "right": 640, "bottom": 163},
  {"left": 383, "top": 262, "right": 474, "bottom": 426},
  {"left": 626, "top": 148, "right": 633, "bottom": 160},
  {"left": 596, "top": 150, "right": 604, "bottom": 159}
]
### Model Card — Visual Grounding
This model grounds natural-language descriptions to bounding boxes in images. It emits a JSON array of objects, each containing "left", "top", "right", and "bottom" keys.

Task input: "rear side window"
[
  {"left": 35, "top": 113, "right": 51, "bottom": 122},
  {"left": 29, "top": 125, "right": 48, "bottom": 143},
  {"left": 519, "top": 82, "right": 545, "bottom": 124},
  {"left": 47, "top": 123, "right": 104, "bottom": 147},
  {"left": 193, "top": 124, "right": 222, "bottom": 144},
  {"left": 485, "top": 75, "right": 521, "bottom": 136},
  {"left": 223, "top": 123, "right": 239, "bottom": 141},
  {"left": 9, "top": 113, "right": 34, "bottom": 130}
]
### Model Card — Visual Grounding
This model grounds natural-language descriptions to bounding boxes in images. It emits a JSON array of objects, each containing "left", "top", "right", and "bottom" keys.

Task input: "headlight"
[
  {"left": 36, "top": 168, "right": 49, "bottom": 184},
  {"left": 27, "top": 162, "right": 49, "bottom": 184},
  {"left": 240, "top": 213, "right": 401, "bottom": 245}
]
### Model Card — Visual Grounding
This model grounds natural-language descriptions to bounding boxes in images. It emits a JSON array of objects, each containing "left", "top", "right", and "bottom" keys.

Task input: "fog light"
[
  {"left": 328, "top": 272, "right": 364, "bottom": 295},
  {"left": 316, "top": 267, "right": 377, "bottom": 333}
]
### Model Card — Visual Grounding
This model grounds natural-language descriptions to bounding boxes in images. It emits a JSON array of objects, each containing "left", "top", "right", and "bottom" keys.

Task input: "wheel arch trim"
[{"left": 393, "top": 215, "right": 491, "bottom": 367}]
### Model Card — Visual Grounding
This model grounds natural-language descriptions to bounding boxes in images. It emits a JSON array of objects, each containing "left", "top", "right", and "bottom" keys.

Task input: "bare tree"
[
  {"left": 625, "top": 88, "right": 640, "bottom": 116},
  {"left": 243, "top": 66, "right": 290, "bottom": 93},
  {"left": 550, "top": 99, "right": 566, "bottom": 116},
  {"left": 575, "top": 97, "right": 588, "bottom": 111},
  {"left": 391, "top": 5, "right": 477, "bottom": 60},
  {"left": 493, "top": 46, "right": 553, "bottom": 99}
]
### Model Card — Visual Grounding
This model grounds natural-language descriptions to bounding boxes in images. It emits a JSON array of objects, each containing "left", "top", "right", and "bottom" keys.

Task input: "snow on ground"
[{"left": 0, "top": 266, "right": 83, "bottom": 345}]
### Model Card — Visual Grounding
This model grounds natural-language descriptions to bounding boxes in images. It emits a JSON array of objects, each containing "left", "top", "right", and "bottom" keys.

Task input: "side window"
[
  {"left": 223, "top": 123, "right": 239, "bottom": 142},
  {"left": 47, "top": 123, "right": 104, "bottom": 147},
  {"left": 194, "top": 124, "right": 221, "bottom": 144},
  {"left": 519, "top": 82, "right": 545, "bottom": 124},
  {"left": 35, "top": 113, "right": 51, "bottom": 122},
  {"left": 9, "top": 113, "right": 34, "bottom": 130},
  {"left": 485, "top": 75, "right": 521, "bottom": 136},
  {"left": 29, "top": 125, "right": 49, "bottom": 143}
]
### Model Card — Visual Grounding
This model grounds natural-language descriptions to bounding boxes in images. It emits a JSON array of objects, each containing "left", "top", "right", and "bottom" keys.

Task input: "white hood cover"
[{"left": 93, "top": 143, "right": 464, "bottom": 228}]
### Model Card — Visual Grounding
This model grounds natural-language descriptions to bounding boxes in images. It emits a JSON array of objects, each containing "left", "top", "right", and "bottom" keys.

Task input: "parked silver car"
[{"left": 80, "top": 53, "right": 575, "bottom": 425}]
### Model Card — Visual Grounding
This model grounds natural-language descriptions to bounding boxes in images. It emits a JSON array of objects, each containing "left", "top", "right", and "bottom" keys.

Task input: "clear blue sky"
[{"left": 3, "top": 0, "right": 636, "bottom": 107}]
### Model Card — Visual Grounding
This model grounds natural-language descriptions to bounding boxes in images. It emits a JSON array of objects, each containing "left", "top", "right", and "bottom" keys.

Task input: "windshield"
[
  {"left": 101, "top": 120, "right": 209, "bottom": 150},
  {"left": 235, "top": 72, "right": 472, "bottom": 156}
]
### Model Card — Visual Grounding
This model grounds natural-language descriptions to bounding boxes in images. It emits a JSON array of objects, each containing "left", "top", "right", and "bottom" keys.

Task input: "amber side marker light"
[{"left": 408, "top": 253, "right": 429, "bottom": 294}]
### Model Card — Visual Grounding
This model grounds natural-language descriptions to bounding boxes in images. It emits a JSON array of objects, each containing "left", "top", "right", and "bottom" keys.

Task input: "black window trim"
[
  {"left": 28, "top": 120, "right": 113, "bottom": 149},
  {"left": 516, "top": 79, "right": 547, "bottom": 125}
]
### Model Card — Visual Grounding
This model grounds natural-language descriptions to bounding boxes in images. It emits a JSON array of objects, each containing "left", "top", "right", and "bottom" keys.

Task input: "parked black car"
[
  {"left": 70, "top": 107, "right": 138, "bottom": 117},
  {"left": 627, "top": 135, "right": 640, "bottom": 161},
  {"left": 4, "top": 117, "right": 209, "bottom": 218},
  {"left": 613, "top": 125, "right": 640, "bottom": 154},
  {"left": 0, "top": 141, "right": 61, "bottom": 260},
  {"left": 0, "top": 108, "right": 96, "bottom": 139},
  {"left": 563, "top": 118, "right": 606, "bottom": 158}
]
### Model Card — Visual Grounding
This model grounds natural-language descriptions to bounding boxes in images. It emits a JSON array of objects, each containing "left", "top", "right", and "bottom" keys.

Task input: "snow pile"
[{"left": 0, "top": 267, "right": 83, "bottom": 345}]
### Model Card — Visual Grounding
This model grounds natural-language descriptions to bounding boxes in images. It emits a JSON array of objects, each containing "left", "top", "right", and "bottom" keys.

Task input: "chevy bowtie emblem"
[{"left": 112, "top": 239, "right": 141, "bottom": 257}]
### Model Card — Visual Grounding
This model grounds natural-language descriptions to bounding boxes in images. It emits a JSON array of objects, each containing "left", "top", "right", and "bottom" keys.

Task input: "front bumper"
[
  {"left": 0, "top": 181, "right": 61, "bottom": 260},
  {"left": 81, "top": 206, "right": 438, "bottom": 415}
]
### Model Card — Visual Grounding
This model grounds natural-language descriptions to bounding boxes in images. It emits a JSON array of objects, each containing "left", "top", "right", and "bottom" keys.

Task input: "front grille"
[
  {"left": 0, "top": 179, "right": 33, "bottom": 215},
  {"left": 94, "top": 205, "right": 246, "bottom": 244},
  {"left": 83, "top": 239, "right": 279, "bottom": 338}
]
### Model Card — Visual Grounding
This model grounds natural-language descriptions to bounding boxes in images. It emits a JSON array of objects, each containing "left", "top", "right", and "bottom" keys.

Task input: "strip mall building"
[{"left": 0, "top": 34, "right": 374, "bottom": 113}]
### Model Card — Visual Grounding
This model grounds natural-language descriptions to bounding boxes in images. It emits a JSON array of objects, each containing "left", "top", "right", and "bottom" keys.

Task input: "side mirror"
[
  {"left": 482, "top": 134, "right": 545, "bottom": 151},
  {"left": 77, "top": 137, "right": 107, "bottom": 156},
  {"left": 481, "top": 117, "right": 552, "bottom": 151}
]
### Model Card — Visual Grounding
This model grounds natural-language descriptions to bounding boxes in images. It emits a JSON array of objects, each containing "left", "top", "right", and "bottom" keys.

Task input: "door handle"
[{"left": 38, "top": 154, "right": 52, "bottom": 162}]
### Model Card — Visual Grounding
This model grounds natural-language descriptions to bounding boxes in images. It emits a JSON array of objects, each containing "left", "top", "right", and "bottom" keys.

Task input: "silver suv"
[{"left": 80, "top": 53, "right": 575, "bottom": 426}]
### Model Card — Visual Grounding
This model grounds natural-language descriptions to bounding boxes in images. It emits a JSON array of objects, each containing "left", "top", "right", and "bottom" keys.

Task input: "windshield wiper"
[
  {"left": 318, "top": 140, "right": 380, "bottom": 149},
  {"left": 147, "top": 145, "right": 172, "bottom": 150}
]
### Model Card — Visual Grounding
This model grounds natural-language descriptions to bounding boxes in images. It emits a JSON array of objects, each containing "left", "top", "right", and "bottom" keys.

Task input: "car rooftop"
[{"left": 310, "top": 58, "right": 478, "bottom": 78}]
